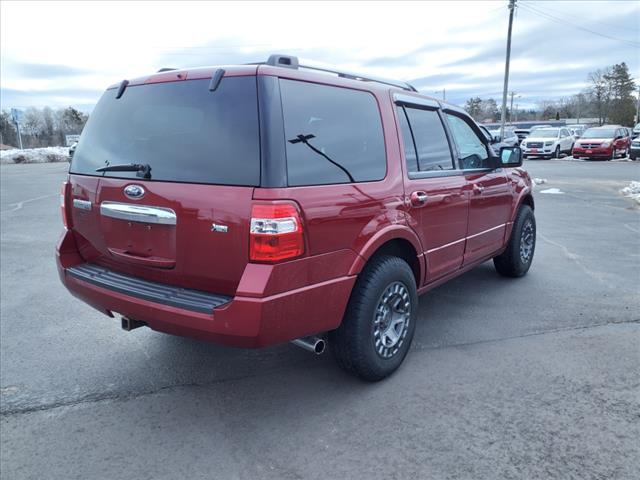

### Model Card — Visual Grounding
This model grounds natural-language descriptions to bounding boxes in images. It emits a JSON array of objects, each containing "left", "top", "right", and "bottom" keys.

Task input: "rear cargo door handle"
[
  {"left": 107, "top": 248, "right": 176, "bottom": 269},
  {"left": 100, "top": 202, "right": 176, "bottom": 225}
]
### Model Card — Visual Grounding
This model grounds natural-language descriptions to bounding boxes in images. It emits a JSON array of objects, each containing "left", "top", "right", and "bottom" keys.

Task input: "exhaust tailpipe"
[
  {"left": 291, "top": 336, "right": 326, "bottom": 355},
  {"left": 121, "top": 316, "right": 146, "bottom": 331}
]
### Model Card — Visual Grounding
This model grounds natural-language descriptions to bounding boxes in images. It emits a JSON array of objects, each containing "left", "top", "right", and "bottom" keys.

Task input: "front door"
[
  {"left": 444, "top": 112, "right": 513, "bottom": 265},
  {"left": 396, "top": 103, "right": 469, "bottom": 283}
]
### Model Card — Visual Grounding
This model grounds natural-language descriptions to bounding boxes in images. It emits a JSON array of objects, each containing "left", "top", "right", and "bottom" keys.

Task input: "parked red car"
[
  {"left": 572, "top": 126, "right": 631, "bottom": 160},
  {"left": 57, "top": 55, "right": 535, "bottom": 380}
]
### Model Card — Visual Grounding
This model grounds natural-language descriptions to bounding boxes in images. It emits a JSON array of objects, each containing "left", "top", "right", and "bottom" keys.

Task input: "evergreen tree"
[{"left": 604, "top": 62, "right": 636, "bottom": 126}]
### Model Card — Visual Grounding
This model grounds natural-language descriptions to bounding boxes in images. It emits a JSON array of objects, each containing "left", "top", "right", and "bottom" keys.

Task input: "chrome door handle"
[
  {"left": 100, "top": 202, "right": 176, "bottom": 225},
  {"left": 410, "top": 191, "right": 428, "bottom": 206},
  {"left": 473, "top": 184, "right": 485, "bottom": 194}
]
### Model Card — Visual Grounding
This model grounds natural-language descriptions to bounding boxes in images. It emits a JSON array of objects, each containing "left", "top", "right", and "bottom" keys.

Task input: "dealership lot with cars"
[{"left": 1, "top": 157, "right": 638, "bottom": 479}]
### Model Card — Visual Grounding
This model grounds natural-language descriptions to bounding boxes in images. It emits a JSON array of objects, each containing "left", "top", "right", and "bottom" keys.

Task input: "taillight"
[
  {"left": 60, "top": 181, "right": 71, "bottom": 228},
  {"left": 249, "top": 203, "right": 304, "bottom": 262}
]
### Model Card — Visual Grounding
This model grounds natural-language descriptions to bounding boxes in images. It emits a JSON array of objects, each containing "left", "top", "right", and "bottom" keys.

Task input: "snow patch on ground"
[
  {"left": 620, "top": 181, "right": 640, "bottom": 205},
  {"left": 531, "top": 178, "right": 546, "bottom": 191},
  {"left": 0, "top": 147, "right": 69, "bottom": 165},
  {"left": 539, "top": 188, "right": 564, "bottom": 195}
]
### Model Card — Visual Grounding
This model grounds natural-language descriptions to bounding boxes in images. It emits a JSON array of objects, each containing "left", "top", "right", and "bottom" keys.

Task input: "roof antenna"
[
  {"left": 208, "top": 69, "right": 225, "bottom": 92},
  {"left": 115, "top": 80, "right": 129, "bottom": 99}
]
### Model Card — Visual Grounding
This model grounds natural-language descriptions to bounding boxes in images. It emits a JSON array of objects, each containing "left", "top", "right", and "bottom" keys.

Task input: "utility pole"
[
  {"left": 435, "top": 88, "right": 446, "bottom": 101},
  {"left": 16, "top": 121, "right": 23, "bottom": 150},
  {"left": 509, "top": 91, "right": 516, "bottom": 123},
  {"left": 500, "top": 0, "right": 516, "bottom": 141},
  {"left": 10, "top": 108, "right": 23, "bottom": 150},
  {"left": 636, "top": 84, "right": 640, "bottom": 124},
  {"left": 515, "top": 103, "right": 519, "bottom": 122}
]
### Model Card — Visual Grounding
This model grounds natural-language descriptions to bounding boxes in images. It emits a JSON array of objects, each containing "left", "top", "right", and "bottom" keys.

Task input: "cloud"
[
  {"left": 4, "top": 61, "right": 92, "bottom": 79},
  {"left": 0, "top": 1, "right": 637, "bottom": 110},
  {"left": 1, "top": 87, "right": 104, "bottom": 110}
]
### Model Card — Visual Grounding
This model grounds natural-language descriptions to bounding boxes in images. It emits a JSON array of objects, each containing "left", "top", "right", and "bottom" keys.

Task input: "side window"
[
  {"left": 396, "top": 107, "right": 418, "bottom": 172},
  {"left": 445, "top": 113, "right": 490, "bottom": 169},
  {"left": 400, "top": 106, "right": 454, "bottom": 172},
  {"left": 280, "top": 79, "right": 386, "bottom": 186}
]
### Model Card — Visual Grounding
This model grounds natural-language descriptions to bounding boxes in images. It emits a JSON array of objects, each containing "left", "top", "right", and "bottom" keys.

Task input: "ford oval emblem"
[{"left": 124, "top": 184, "right": 145, "bottom": 199}]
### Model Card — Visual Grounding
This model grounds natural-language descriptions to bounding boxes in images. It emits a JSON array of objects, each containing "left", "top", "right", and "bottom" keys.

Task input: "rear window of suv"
[
  {"left": 280, "top": 79, "right": 386, "bottom": 186},
  {"left": 70, "top": 76, "right": 260, "bottom": 185}
]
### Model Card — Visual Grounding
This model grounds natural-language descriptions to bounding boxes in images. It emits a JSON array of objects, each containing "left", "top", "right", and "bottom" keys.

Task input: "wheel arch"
[
  {"left": 520, "top": 192, "right": 535, "bottom": 211},
  {"left": 348, "top": 226, "right": 424, "bottom": 287}
]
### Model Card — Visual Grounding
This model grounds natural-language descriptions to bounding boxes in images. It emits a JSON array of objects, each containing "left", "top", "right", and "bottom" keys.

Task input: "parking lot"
[{"left": 1, "top": 159, "right": 638, "bottom": 479}]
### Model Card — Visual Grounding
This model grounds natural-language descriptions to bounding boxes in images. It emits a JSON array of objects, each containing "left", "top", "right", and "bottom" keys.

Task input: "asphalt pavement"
[{"left": 1, "top": 158, "right": 639, "bottom": 479}]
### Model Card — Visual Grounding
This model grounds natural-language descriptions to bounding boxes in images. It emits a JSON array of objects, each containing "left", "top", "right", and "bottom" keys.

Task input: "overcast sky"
[{"left": 1, "top": 0, "right": 638, "bottom": 111}]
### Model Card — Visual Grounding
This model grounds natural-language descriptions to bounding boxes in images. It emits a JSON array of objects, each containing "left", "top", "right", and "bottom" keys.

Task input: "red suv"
[
  {"left": 57, "top": 55, "right": 536, "bottom": 380},
  {"left": 572, "top": 126, "right": 631, "bottom": 160}
]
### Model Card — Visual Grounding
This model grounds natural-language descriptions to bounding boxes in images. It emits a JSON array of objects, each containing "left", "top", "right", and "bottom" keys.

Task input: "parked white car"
[
  {"left": 521, "top": 127, "right": 574, "bottom": 159},
  {"left": 567, "top": 124, "right": 587, "bottom": 138}
]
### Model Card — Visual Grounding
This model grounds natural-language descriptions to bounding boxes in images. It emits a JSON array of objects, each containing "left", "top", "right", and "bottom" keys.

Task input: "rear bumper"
[{"left": 57, "top": 229, "right": 356, "bottom": 348}]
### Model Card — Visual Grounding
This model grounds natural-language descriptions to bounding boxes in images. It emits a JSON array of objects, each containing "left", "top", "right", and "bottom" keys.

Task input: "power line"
[
  {"left": 520, "top": 0, "right": 639, "bottom": 33},
  {"left": 518, "top": 3, "right": 640, "bottom": 48}
]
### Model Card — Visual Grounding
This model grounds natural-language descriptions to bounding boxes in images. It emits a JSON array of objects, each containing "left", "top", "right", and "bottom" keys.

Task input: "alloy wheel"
[
  {"left": 373, "top": 282, "right": 411, "bottom": 359},
  {"left": 520, "top": 220, "right": 535, "bottom": 263}
]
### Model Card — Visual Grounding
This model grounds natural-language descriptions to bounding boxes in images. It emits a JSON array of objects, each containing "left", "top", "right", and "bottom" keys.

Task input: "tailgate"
[
  {"left": 69, "top": 175, "right": 253, "bottom": 295},
  {"left": 67, "top": 74, "right": 260, "bottom": 296}
]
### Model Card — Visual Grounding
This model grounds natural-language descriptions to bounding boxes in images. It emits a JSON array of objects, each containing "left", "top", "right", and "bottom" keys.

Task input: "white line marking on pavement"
[
  {"left": 539, "top": 233, "right": 613, "bottom": 288},
  {"left": 624, "top": 223, "right": 640, "bottom": 234},
  {"left": 1, "top": 194, "right": 57, "bottom": 214}
]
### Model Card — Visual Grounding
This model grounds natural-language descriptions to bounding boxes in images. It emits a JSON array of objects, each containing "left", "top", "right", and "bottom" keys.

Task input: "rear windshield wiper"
[{"left": 96, "top": 163, "right": 152, "bottom": 179}]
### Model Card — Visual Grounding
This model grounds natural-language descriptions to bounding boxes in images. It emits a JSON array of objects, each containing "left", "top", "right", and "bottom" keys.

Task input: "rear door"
[
  {"left": 68, "top": 75, "right": 260, "bottom": 296},
  {"left": 396, "top": 100, "right": 469, "bottom": 283},
  {"left": 444, "top": 111, "right": 512, "bottom": 265}
]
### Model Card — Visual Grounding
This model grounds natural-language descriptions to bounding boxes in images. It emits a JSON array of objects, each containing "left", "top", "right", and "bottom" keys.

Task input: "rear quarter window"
[{"left": 280, "top": 79, "right": 386, "bottom": 186}]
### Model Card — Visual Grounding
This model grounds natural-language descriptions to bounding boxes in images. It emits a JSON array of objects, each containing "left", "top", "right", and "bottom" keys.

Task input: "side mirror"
[
  {"left": 615, "top": 135, "right": 623, "bottom": 140},
  {"left": 499, "top": 146, "right": 522, "bottom": 167},
  {"left": 492, "top": 134, "right": 502, "bottom": 143}
]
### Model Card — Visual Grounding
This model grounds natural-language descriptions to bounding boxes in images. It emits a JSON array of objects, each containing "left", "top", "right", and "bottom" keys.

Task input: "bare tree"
[{"left": 588, "top": 68, "right": 611, "bottom": 126}]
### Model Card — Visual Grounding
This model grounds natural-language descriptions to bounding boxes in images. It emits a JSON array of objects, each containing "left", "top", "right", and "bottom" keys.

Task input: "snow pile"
[
  {"left": 620, "top": 181, "right": 640, "bottom": 205},
  {"left": 539, "top": 188, "right": 564, "bottom": 194},
  {"left": 0, "top": 147, "right": 69, "bottom": 165},
  {"left": 532, "top": 178, "right": 547, "bottom": 188}
]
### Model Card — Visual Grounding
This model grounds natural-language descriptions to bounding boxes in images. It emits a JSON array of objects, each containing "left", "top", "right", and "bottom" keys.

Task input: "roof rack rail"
[{"left": 261, "top": 54, "right": 417, "bottom": 92}]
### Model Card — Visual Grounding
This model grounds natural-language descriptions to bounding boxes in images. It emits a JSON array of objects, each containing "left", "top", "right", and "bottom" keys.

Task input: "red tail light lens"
[
  {"left": 250, "top": 203, "right": 304, "bottom": 262},
  {"left": 60, "top": 181, "right": 71, "bottom": 228}
]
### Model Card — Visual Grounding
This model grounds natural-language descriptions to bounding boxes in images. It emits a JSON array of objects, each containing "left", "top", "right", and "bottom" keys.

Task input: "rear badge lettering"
[
  {"left": 211, "top": 224, "right": 228, "bottom": 233},
  {"left": 73, "top": 199, "right": 92, "bottom": 211}
]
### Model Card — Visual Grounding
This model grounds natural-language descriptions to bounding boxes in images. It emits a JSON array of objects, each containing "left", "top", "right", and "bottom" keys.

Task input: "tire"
[
  {"left": 493, "top": 205, "right": 536, "bottom": 278},
  {"left": 553, "top": 145, "right": 560, "bottom": 158},
  {"left": 330, "top": 255, "right": 418, "bottom": 381}
]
